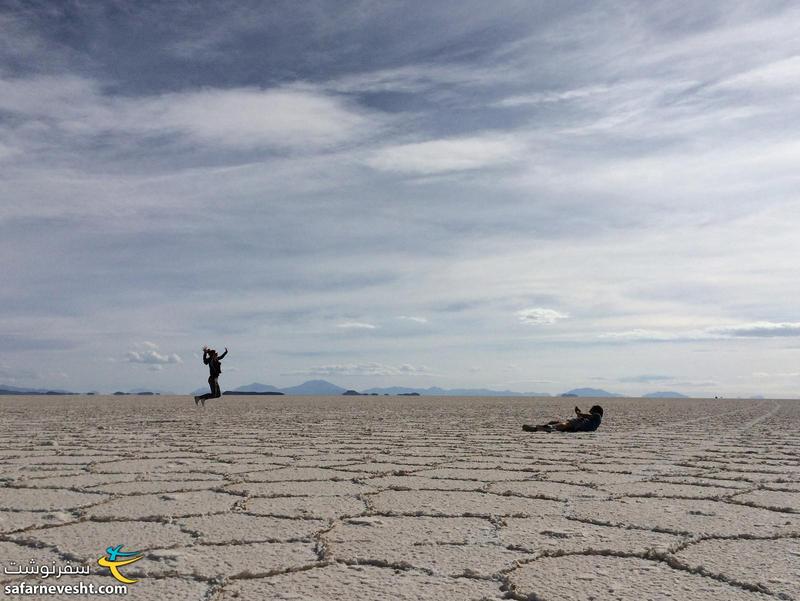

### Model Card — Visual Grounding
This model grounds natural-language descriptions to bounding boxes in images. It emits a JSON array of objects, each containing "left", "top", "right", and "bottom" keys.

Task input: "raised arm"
[
  {"left": 203, "top": 349, "right": 211, "bottom": 365},
  {"left": 218, "top": 348, "right": 228, "bottom": 361},
  {"left": 574, "top": 406, "right": 591, "bottom": 418}
]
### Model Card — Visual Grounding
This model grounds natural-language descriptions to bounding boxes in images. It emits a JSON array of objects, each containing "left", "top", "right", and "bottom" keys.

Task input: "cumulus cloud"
[
  {"left": 285, "top": 362, "right": 433, "bottom": 376},
  {"left": 365, "top": 134, "right": 525, "bottom": 174},
  {"left": 516, "top": 308, "right": 569, "bottom": 325},
  {"left": 125, "top": 349, "right": 182, "bottom": 365},
  {"left": 336, "top": 321, "right": 378, "bottom": 330}
]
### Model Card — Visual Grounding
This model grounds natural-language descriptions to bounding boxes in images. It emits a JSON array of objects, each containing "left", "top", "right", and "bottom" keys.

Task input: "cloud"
[
  {"left": 336, "top": 321, "right": 378, "bottom": 330},
  {"left": 6, "top": 2, "right": 800, "bottom": 398},
  {"left": 752, "top": 371, "right": 800, "bottom": 378},
  {"left": 0, "top": 76, "right": 378, "bottom": 152},
  {"left": 598, "top": 329, "right": 691, "bottom": 342},
  {"left": 619, "top": 374, "right": 674, "bottom": 383},
  {"left": 600, "top": 322, "right": 800, "bottom": 342},
  {"left": 328, "top": 63, "right": 511, "bottom": 95},
  {"left": 712, "top": 322, "right": 800, "bottom": 338},
  {"left": 0, "top": 362, "right": 41, "bottom": 384},
  {"left": 496, "top": 85, "right": 611, "bottom": 107},
  {"left": 397, "top": 315, "right": 428, "bottom": 323},
  {"left": 135, "top": 86, "right": 374, "bottom": 150},
  {"left": 285, "top": 362, "right": 433, "bottom": 376},
  {"left": 516, "top": 308, "right": 568, "bottom": 325},
  {"left": 713, "top": 55, "right": 800, "bottom": 93},
  {"left": 125, "top": 349, "right": 183, "bottom": 365},
  {"left": 364, "top": 134, "right": 525, "bottom": 174}
]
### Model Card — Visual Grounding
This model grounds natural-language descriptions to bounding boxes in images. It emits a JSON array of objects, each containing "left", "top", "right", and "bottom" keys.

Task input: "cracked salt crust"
[
  {"left": 225, "top": 480, "right": 375, "bottom": 497},
  {"left": 88, "top": 480, "right": 221, "bottom": 494},
  {"left": 411, "top": 467, "right": 539, "bottom": 482},
  {"left": 16, "top": 520, "right": 195, "bottom": 560},
  {"left": 28, "top": 575, "right": 211, "bottom": 600},
  {"left": 91, "top": 457, "right": 232, "bottom": 474},
  {"left": 9, "top": 473, "right": 137, "bottom": 489},
  {"left": 599, "top": 481, "right": 738, "bottom": 499},
  {"left": 85, "top": 490, "right": 240, "bottom": 519},
  {"left": 676, "top": 537, "right": 800, "bottom": 600},
  {"left": 371, "top": 489, "right": 564, "bottom": 517},
  {"left": 498, "top": 516, "right": 683, "bottom": 554},
  {"left": 146, "top": 540, "right": 318, "bottom": 579},
  {"left": 0, "top": 539, "right": 66, "bottom": 580},
  {"left": 240, "top": 467, "right": 374, "bottom": 482},
  {"left": 570, "top": 497, "right": 799, "bottom": 536},
  {"left": 0, "top": 509, "right": 76, "bottom": 533},
  {"left": 0, "top": 395, "right": 798, "bottom": 601},
  {"left": 219, "top": 563, "right": 506, "bottom": 600},
  {"left": 246, "top": 495, "right": 367, "bottom": 520},
  {"left": 365, "top": 475, "right": 485, "bottom": 491},
  {"left": 507, "top": 554, "right": 775, "bottom": 600},
  {"left": 545, "top": 471, "right": 645, "bottom": 485},
  {"left": 487, "top": 479, "right": 605, "bottom": 500},
  {"left": 178, "top": 513, "right": 325, "bottom": 543},
  {"left": 0, "top": 487, "right": 108, "bottom": 511},
  {"left": 325, "top": 516, "right": 524, "bottom": 576},
  {"left": 731, "top": 489, "right": 799, "bottom": 512}
]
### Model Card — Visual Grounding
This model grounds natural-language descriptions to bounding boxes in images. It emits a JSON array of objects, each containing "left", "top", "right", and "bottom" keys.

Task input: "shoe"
[
  {"left": 194, "top": 396, "right": 200, "bottom": 405},
  {"left": 522, "top": 424, "right": 549, "bottom": 432}
]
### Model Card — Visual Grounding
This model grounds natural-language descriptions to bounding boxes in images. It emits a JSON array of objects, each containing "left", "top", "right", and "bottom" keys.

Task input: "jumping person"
[
  {"left": 194, "top": 346, "right": 227, "bottom": 406},
  {"left": 522, "top": 405, "right": 603, "bottom": 432}
]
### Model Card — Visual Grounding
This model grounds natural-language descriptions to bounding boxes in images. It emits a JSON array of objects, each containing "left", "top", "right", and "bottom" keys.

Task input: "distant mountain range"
[
  {"left": 561, "top": 387, "right": 625, "bottom": 398},
  {"left": 192, "top": 381, "right": 626, "bottom": 397},
  {"left": 191, "top": 380, "right": 348, "bottom": 396},
  {"left": 0, "top": 384, "right": 74, "bottom": 395},
  {"left": 642, "top": 391, "right": 689, "bottom": 398},
  {"left": 362, "top": 386, "right": 551, "bottom": 397},
  {"left": 0, "top": 381, "right": 698, "bottom": 399}
]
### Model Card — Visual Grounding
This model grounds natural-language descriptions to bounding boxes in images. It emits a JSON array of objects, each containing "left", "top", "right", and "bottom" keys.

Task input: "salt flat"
[{"left": 0, "top": 395, "right": 798, "bottom": 600}]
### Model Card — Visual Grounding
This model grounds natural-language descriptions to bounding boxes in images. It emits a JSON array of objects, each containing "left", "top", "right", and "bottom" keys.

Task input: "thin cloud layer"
[
  {"left": 365, "top": 135, "right": 525, "bottom": 174},
  {"left": 336, "top": 322, "right": 378, "bottom": 330},
  {"left": 0, "top": 77, "right": 378, "bottom": 153},
  {"left": 600, "top": 322, "right": 800, "bottom": 341},
  {"left": 285, "top": 362, "right": 433, "bottom": 377}
]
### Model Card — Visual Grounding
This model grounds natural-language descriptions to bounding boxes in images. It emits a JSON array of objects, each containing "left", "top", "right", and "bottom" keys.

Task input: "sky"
[{"left": 2, "top": 1, "right": 800, "bottom": 397}]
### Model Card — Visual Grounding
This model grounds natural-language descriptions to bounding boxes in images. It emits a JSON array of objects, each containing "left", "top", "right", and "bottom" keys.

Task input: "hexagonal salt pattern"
[{"left": 0, "top": 394, "right": 797, "bottom": 600}]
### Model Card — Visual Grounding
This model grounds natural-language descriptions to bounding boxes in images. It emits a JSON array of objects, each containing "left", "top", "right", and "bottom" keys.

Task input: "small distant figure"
[
  {"left": 522, "top": 405, "right": 603, "bottom": 433},
  {"left": 194, "top": 346, "right": 228, "bottom": 406}
]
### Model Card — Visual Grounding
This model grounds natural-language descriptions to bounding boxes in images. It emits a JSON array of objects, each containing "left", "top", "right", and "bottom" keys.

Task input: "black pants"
[{"left": 197, "top": 376, "right": 221, "bottom": 401}]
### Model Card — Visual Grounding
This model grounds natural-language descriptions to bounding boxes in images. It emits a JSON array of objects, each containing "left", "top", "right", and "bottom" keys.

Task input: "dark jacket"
[
  {"left": 565, "top": 412, "right": 602, "bottom": 432},
  {"left": 204, "top": 349, "right": 227, "bottom": 378}
]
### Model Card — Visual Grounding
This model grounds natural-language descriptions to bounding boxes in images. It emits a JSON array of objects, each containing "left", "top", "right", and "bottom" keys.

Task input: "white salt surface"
[{"left": 0, "top": 395, "right": 798, "bottom": 600}]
